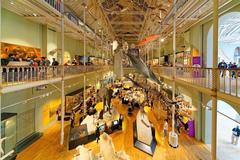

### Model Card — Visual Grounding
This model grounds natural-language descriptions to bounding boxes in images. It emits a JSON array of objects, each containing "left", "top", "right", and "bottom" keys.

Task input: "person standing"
[
  {"left": 232, "top": 125, "right": 240, "bottom": 145},
  {"left": 96, "top": 123, "right": 100, "bottom": 143},
  {"left": 70, "top": 110, "right": 75, "bottom": 128},
  {"left": 218, "top": 60, "right": 227, "bottom": 77},
  {"left": 231, "top": 62, "right": 237, "bottom": 79},
  {"left": 176, "top": 118, "right": 181, "bottom": 134},
  {"left": 163, "top": 119, "right": 168, "bottom": 139},
  {"left": 52, "top": 58, "right": 59, "bottom": 66}
]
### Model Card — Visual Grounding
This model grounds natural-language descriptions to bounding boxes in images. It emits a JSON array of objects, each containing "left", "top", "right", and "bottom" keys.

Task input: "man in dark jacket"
[
  {"left": 218, "top": 60, "right": 227, "bottom": 77},
  {"left": 95, "top": 123, "right": 100, "bottom": 143},
  {"left": 232, "top": 125, "right": 240, "bottom": 145}
]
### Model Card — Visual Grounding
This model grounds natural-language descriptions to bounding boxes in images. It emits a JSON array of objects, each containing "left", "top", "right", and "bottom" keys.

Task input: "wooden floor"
[{"left": 17, "top": 99, "right": 211, "bottom": 160}]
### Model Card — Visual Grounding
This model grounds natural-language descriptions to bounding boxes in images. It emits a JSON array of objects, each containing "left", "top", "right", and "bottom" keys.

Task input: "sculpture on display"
[
  {"left": 126, "top": 43, "right": 162, "bottom": 85},
  {"left": 73, "top": 145, "right": 94, "bottom": 160},
  {"left": 133, "top": 108, "right": 156, "bottom": 155},
  {"left": 0, "top": 137, "right": 8, "bottom": 155},
  {"left": 73, "top": 133, "right": 130, "bottom": 160}
]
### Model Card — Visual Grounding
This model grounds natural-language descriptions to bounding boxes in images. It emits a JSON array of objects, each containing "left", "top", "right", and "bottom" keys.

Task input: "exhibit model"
[{"left": 69, "top": 85, "right": 124, "bottom": 150}]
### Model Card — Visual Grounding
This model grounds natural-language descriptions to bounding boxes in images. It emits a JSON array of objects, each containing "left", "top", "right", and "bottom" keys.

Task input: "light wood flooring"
[{"left": 17, "top": 99, "right": 211, "bottom": 160}]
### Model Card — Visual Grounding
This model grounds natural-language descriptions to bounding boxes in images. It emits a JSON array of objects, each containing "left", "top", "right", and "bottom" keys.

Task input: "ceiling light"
[
  {"left": 33, "top": 13, "right": 37, "bottom": 17},
  {"left": 161, "top": 38, "right": 164, "bottom": 42},
  {"left": 10, "top": 1, "right": 14, "bottom": 5}
]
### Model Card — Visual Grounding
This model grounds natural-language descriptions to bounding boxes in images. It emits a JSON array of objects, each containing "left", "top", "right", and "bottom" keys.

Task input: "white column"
[
  {"left": 172, "top": 0, "right": 177, "bottom": 133},
  {"left": 83, "top": 2, "right": 87, "bottom": 113},
  {"left": 84, "top": 75, "right": 86, "bottom": 114},
  {"left": 151, "top": 44, "right": 154, "bottom": 65},
  {"left": 159, "top": 39, "right": 161, "bottom": 66},
  {"left": 101, "top": 30, "right": 103, "bottom": 60},
  {"left": 83, "top": 3, "right": 86, "bottom": 67},
  {"left": 60, "top": 0, "right": 65, "bottom": 145},
  {"left": 168, "top": 1, "right": 178, "bottom": 149}
]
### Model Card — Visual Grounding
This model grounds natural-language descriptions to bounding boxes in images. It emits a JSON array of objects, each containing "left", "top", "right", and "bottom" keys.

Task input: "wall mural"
[{"left": 1, "top": 42, "right": 41, "bottom": 59}]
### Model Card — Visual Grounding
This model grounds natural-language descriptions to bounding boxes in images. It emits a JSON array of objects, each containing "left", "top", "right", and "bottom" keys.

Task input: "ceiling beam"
[
  {"left": 116, "top": 33, "right": 139, "bottom": 37},
  {"left": 111, "top": 21, "right": 143, "bottom": 25},
  {"left": 114, "top": 28, "right": 140, "bottom": 32},
  {"left": 108, "top": 11, "right": 145, "bottom": 15}
]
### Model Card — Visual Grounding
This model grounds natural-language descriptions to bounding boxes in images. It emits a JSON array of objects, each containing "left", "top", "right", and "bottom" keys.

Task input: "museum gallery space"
[{"left": 0, "top": 0, "right": 240, "bottom": 160}]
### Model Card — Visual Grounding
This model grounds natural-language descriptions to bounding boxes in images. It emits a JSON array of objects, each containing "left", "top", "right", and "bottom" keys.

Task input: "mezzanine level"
[
  {"left": 123, "top": 66, "right": 240, "bottom": 106},
  {"left": 0, "top": 65, "right": 113, "bottom": 93}
]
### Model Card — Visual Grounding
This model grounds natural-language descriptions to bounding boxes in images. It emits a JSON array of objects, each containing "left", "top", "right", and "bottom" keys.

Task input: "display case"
[
  {"left": 1, "top": 113, "right": 17, "bottom": 159},
  {"left": 65, "top": 87, "right": 91, "bottom": 113}
]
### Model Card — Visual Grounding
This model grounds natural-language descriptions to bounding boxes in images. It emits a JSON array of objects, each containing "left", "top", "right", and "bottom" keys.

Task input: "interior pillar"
[
  {"left": 159, "top": 39, "right": 161, "bottom": 66},
  {"left": 42, "top": 25, "right": 48, "bottom": 57},
  {"left": 60, "top": 0, "right": 65, "bottom": 145},
  {"left": 197, "top": 92, "right": 202, "bottom": 140},
  {"left": 211, "top": 0, "right": 219, "bottom": 159}
]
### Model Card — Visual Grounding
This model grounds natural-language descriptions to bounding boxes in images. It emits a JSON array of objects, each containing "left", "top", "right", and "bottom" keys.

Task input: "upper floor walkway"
[
  {"left": 0, "top": 65, "right": 112, "bottom": 94},
  {"left": 124, "top": 66, "right": 240, "bottom": 105},
  {"left": 1, "top": 65, "right": 239, "bottom": 105}
]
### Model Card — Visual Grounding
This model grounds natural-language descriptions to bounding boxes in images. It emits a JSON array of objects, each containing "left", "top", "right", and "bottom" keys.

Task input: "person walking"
[
  {"left": 176, "top": 118, "right": 181, "bottom": 134},
  {"left": 232, "top": 125, "right": 240, "bottom": 145},
  {"left": 163, "top": 119, "right": 168, "bottom": 139},
  {"left": 96, "top": 123, "right": 100, "bottom": 143}
]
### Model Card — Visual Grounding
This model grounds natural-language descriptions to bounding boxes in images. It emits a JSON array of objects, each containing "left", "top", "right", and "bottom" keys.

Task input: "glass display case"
[{"left": 1, "top": 112, "right": 17, "bottom": 159}]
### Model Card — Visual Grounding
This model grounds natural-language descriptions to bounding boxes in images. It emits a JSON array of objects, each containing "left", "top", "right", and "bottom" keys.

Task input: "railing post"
[
  {"left": 6, "top": 67, "right": 9, "bottom": 84},
  {"left": 236, "top": 71, "right": 238, "bottom": 96},
  {"left": 229, "top": 70, "right": 232, "bottom": 95},
  {"left": 17, "top": 67, "right": 20, "bottom": 82}
]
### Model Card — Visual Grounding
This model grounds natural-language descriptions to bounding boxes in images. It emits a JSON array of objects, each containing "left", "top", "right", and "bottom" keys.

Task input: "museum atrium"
[{"left": 1, "top": 0, "right": 240, "bottom": 160}]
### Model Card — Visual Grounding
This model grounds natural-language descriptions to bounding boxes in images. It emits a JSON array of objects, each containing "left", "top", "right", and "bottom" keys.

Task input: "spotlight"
[{"left": 161, "top": 38, "right": 164, "bottom": 42}]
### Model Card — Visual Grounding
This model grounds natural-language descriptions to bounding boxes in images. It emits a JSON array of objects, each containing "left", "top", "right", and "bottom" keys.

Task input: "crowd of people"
[
  {"left": 1, "top": 54, "right": 60, "bottom": 67},
  {"left": 218, "top": 60, "right": 239, "bottom": 78}
]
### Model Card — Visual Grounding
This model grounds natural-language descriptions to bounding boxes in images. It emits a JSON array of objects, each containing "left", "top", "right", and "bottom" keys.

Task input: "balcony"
[
  {"left": 1, "top": 65, "right": 112, "bottom": 93},
  {"left": 152, "top": 67, "right": 240, "bottom": 103}
]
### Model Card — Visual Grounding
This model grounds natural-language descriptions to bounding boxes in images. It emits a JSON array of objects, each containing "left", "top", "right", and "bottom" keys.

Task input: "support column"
[
  {"left": 211, "top": 0, "right": 219, "bottom": 159},
  {"left": 169, "top": 0, "right": 178, "bottom": 148},
  {"left": 151, "top": 44, "right": 154, "bottom": 65},
  {"left": 84, "top": 75, "right": 86, "bottom": 114},
  {"left": 60, "top": 0, "right": 65, "bottom": 145},
  {"left": 159, "top": 39, "right": 161, "bottom": 66},
  {"left": 83, "top": 2, "right": 87, "bottom": 113},
  {"left": 197, "top": 92, "right": 202, "bottom": 140},
  {"left": 101, "top": 30, "right": 103, "bottom": 60}
]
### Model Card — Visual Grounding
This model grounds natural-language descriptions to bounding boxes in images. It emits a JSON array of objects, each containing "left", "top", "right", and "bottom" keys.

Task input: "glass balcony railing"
[{"left": 1, "top": 65, "right": 112, "bottom": 87}]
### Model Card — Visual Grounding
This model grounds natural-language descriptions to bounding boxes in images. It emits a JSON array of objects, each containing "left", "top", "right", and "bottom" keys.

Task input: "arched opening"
[
  {"left": 205, "top": 100, "right": 240, "bottom": 160},
  {"left": 207, "top": 12, "right": 240, "bottom": 67}
]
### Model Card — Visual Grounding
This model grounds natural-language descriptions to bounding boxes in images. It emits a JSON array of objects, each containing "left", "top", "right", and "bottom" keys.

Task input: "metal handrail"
[
  {"left": 152, "top": 66, "right": 240, "bottom": 97},
  {"left": 1, "top": 65, "right": 112, "bottom": 87}
]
